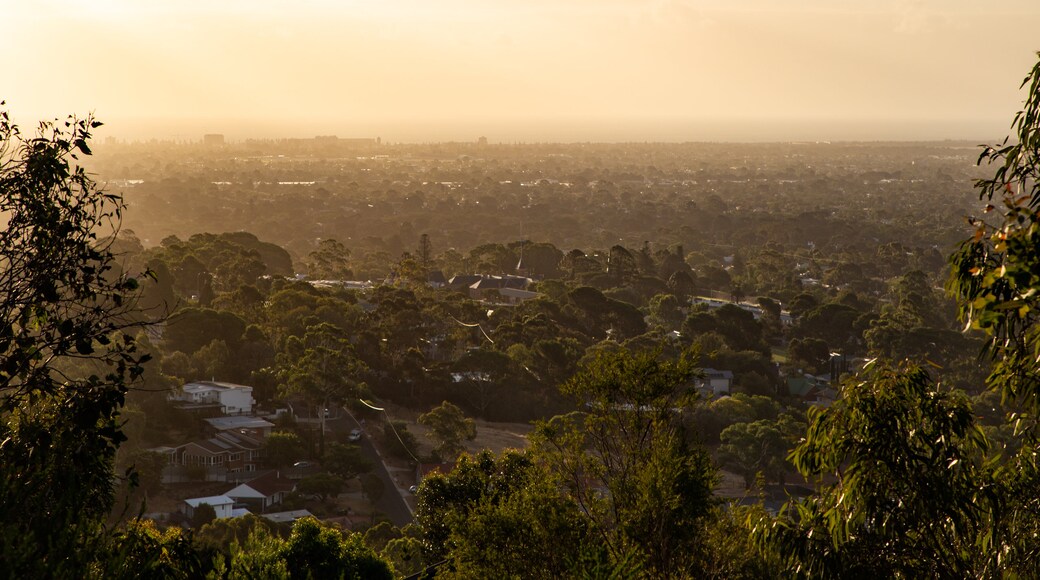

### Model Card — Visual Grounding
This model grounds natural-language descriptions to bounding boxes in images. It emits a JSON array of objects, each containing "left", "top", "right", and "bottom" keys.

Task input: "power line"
[
  {"left": 359, "top": 398, "right": 421, "bottom": 463},
  {"left": 448, "top": 314, "right": 494, "bottom": 344}
]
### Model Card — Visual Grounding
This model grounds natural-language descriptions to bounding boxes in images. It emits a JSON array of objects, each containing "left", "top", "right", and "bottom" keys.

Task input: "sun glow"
[{"left": 4, "top": 0, "right": 1039, "bottom": 141}]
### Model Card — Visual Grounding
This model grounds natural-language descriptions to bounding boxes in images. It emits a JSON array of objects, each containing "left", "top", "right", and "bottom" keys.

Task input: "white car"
[{"left": 348, "top": 428, "right": 362, "bottom": 442}]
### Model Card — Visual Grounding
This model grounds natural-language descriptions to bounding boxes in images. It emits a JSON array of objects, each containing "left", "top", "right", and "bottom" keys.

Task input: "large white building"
[{"left": 170, "top": 381, "right": 256, "bottom": 415}]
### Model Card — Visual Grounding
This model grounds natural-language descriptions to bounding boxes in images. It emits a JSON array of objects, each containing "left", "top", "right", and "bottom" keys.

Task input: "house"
[
  {"left": 689, "top": 296, "right": 794, "bottom": 326},
  {"left": 467, "top": 275, "right": 531, "bottom": 301},
  {"left": 786, "top": 374, "right": 837, "bottom": 406},
  {"left": 495, "top": 287, "right": 541, "bottom": 304},
  {"left": 173, "top": 430, "right": 264, "bottom": 477},
  {"left": 225, "top": 471, "right": 296, "bottom": 512},
  {"left": 204, "top": 415, "right": 275, "bottom": 440},
  {"left": 261, "top": 509, "right": 314, "bottom": 524},
  {"left": 170, "top": 381, "right": 256, "bottom": 415},
  {"left": 184, "top": 495, "right": 236, "bottom": 520},
  {"left": 427, "top": 270, "right": 447, "bottom": 288},
  {"left": 695, "top": 368, "right": 733, "bottom": 397},
  {"left": 446, "top": 274, "right": 482, "bottom": 290}
]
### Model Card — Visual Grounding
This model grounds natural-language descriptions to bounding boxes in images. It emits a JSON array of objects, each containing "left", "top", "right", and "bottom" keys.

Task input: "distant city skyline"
[
  {"left": 88, "top": 116, "right": 1012, "bottom": 144},
  {"left": 4, "top": 1, "right": 1039, "bottom": 142}
]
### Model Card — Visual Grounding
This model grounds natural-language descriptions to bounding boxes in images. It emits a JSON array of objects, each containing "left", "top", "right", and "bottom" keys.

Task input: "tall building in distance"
[{"left": 203, "top": 133, "right": 225, "bottom": 146}]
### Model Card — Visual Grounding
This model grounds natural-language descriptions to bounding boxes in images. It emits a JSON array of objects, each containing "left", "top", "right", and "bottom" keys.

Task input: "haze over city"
[
  {"left": 10, "top": 0, "right": 1040, "bottom": 576},
  {"left": 4, "top": 0, "right": 1040, "bottom": 142}
]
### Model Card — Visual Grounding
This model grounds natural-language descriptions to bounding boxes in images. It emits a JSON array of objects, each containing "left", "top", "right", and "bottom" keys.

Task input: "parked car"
[{"left": 348, "top": 429, "right": 363, "bottom": 442}]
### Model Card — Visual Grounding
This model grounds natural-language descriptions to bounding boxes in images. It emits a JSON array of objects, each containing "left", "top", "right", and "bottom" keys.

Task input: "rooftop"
[
  {"left": 184, "top": 495, "right": 234, "bottom": 507},
  {"left": 701, "top": 368, "right": 734, "bottom": 380},
  {"left": 232, "top": 471, "right": 296, "bottom": 498},
  {"left": 262, "top": 509, "right": 314, "bottom": 524},
  {"left": 183, "top": 381, "right": 253, "bottom": 393},
  {"left": 204, "top": 416, "right": 275, "bottom": 431}
]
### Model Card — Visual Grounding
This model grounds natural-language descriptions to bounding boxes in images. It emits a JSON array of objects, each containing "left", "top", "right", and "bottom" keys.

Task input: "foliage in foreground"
[
  {"left": 413, "top": 347, "right": 743, "bottom": 578},
  {"left": 0, "top": 108, "right": 151, "bottom": 575},
  {"left": 753, "top": 52, "right": 1040, "bottom": 577},
  {"left": 944, "top": 49, "right": 1040, "bottom": 576},
  {"left": 752, "top": 361, "right": 991, "bottom": 577}
]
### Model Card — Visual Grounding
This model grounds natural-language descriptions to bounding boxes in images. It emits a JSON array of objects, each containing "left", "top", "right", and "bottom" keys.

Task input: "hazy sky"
[{"left": 3, "top": 0, "right": 1039, "bottom": 141}]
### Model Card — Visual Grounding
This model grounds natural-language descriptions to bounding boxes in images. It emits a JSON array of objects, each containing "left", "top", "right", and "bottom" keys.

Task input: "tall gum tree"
[
  {"left": 532, "top": 346, "right": 716, "bottom": 577},
  {"left": 276, "top": 322, "right": 366, "bottom": 457}
]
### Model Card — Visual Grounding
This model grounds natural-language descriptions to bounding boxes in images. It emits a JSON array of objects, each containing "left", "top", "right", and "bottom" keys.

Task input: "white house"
[
  {"left": 184, "top": 495, "right": 236, "bottom": 520},
  {"left": 696, "top": 368, "right": 733, "bottom": 397},
  {"left": 690, "top": 296, "right": 795, "bottom": 326},
  {"left": 225, "top": 471, "right": 295, "bottom": 512},
  {"left": 170, "top": 381, "right": 256, "bottom": 415}
]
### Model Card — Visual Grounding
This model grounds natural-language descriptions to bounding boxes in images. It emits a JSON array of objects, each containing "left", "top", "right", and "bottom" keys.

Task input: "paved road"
[{"left": 328, "top": 410, "right": 414, "bottom": 527}]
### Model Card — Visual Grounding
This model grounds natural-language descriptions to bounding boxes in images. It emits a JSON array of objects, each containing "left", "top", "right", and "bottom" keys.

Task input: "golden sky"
[{"left": 3, "top": 0, "right": 1039, "bottom": 141}]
